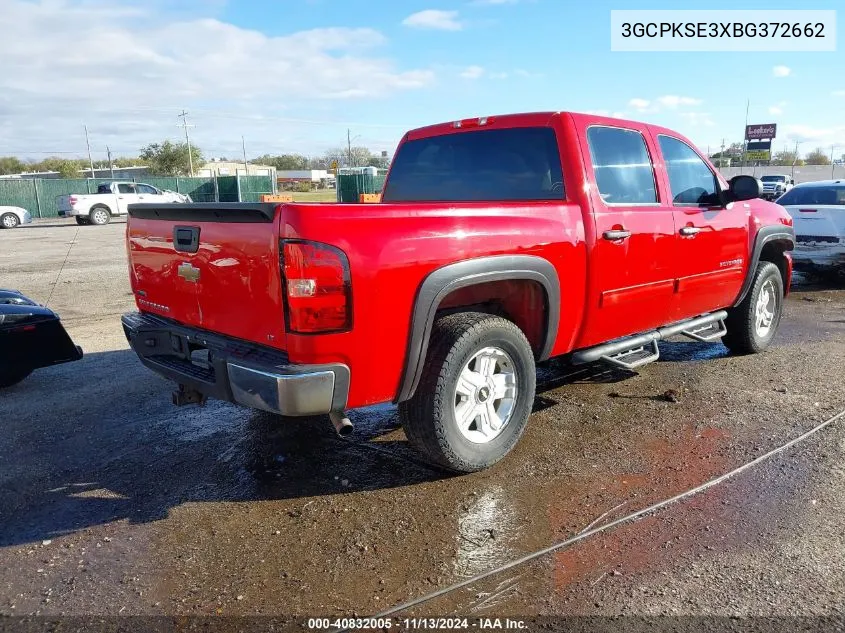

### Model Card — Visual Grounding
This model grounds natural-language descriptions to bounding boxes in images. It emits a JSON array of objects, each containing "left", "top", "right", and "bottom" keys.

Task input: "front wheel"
[
  {"left": 723, "top": 261, "right": 784, "bottom": 355},
  {"left": 1, "top": 212, "right": 20, "bottom": 229},
  {"left": 399, "top": 312, "right": 536, "bottom": 473}
]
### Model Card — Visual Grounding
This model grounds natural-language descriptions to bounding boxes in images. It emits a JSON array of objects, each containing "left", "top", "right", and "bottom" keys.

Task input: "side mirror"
[{"left": 728, "top": 175, "right": 762, "bottom": 202}]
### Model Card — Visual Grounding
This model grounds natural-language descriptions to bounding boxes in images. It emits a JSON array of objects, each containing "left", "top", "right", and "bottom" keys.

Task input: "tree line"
[{"left": 0, "top": 141, "right": 390, "bottom": 178}]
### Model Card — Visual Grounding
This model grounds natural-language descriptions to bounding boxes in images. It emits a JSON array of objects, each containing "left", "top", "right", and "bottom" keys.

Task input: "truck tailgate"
[{"left": 126, "top": 203, "right": 287, "bottom": 349}]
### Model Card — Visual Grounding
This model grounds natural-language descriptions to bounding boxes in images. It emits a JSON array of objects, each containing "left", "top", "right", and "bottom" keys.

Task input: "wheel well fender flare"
[
  {"left": 90, "top": 204, "right": 112, "bottom": 215},
  {"left": 734, "top": 224, "right": 795, "bottom": 306},
  {"left": 396, "top": 254, "right": 560, "bottom": 403}
]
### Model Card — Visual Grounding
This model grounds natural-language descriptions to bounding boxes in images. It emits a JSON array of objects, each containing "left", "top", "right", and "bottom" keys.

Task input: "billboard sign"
[
  {"left": 745, "top": 124, "right": 777, "bottom": 140},
  {"left": 746, "top": 140, "right": 772, "bottom": 152},
  {"left": 746, "top": 150, "right": 771, "bottom": 161}
]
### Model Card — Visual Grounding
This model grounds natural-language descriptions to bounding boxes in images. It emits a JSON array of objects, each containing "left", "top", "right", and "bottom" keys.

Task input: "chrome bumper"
[{"left": 121, "top": 311, "right": 349, "bottom": 416}]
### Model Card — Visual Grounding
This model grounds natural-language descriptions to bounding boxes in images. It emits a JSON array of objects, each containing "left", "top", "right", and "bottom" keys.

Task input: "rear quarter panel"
[{"left": 281, "top": 200, "right": 587, "bottom": 408}]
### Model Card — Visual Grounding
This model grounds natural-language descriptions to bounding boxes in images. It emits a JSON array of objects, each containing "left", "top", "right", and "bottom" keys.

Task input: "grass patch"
[{"left": 290, "top": 190, "right": 338, "bottom": 202}]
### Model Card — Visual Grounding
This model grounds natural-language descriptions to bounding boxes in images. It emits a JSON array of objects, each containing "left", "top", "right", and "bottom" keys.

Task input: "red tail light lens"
[
  {"left": 69, "top": 196, "right": 77, "bottom": 205},
  {"left": 281, "top": 240, "right": 352, "bottom": 334}
]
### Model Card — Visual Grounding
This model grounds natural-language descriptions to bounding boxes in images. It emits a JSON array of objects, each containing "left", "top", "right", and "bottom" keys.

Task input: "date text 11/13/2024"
[{"left": 306, "top": 617, "right": 528, "bottom": 630}]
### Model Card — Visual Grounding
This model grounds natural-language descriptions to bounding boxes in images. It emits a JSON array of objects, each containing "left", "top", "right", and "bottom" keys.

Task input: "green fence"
[
  {"left": 337, "top": 172, "right": 387, "bottom": 203},
  {"left": 0, "top": 175, "right": 273, "bottom": 218}
]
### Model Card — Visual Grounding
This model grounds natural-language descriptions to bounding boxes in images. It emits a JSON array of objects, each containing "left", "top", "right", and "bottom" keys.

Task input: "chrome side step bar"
[
  {"left": 572, "top": 310, "right": 728, "bottom": 369},
  {"left": 681, "top": 319, "right": 728, "bottom": 342},
  {"left": 600, "top": 340, "right": 660, "bottom": 370}
]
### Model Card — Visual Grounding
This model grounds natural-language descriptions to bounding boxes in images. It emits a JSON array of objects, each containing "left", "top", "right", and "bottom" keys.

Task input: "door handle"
[
  {"left": 679, "top": 226, "right": 702, "bottom": 236},
  {"left": 602, "top": 229, "right": 631, "bottom": 241}
]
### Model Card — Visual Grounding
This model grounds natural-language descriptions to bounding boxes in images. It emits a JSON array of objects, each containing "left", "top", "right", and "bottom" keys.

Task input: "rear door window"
[
  {"left": 586, "top": 126, "right": 657, "bottom": 205},
  {"left": 382, "top": 127, "right": 564, "bottom": 202}
]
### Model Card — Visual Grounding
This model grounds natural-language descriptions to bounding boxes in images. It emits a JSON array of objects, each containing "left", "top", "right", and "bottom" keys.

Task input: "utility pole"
[
  {"left": 242, "top": 136, "right": 248, "bottom": 177},
  {"left": 347, "top": 129, "right": 352, "bottom": 167},
  {"left": 106, "top": 145, "right": 114, "bottom": 178},
  {"left": 791, "top": 141, "right": 801, "bottom": 178},
  {"left": 832, "top": 144, "right": 839, "bottom": 179},
  {"left": 177, "top": 110, "right": 195, "bottom": 177},
  {"left": 741, "top": 99, "right": 750, "bottom": 171},
  {"left": 84, "top": 125, "right": 95, "bottom": 178}
]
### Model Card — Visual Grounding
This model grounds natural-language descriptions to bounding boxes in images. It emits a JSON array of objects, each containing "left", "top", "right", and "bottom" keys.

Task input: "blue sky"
[{"left": 1, "top": 0, "right": 843, "bottom": 161}]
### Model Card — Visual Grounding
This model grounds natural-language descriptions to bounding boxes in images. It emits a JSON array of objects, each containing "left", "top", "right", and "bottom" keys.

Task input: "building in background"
[
  {"left": 276, "top": 169, "right": 334, "bottom": 189},
  {"left": 0, "top": 166, "right": 151, "bottom": 180},
  {"left": 197, "top": 159, "right": 276, "bottom": 180}
]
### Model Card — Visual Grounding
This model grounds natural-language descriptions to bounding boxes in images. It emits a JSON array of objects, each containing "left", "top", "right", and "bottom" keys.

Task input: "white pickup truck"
[{"left": 57, "top": 182, "right": 192, "bottom": 225}]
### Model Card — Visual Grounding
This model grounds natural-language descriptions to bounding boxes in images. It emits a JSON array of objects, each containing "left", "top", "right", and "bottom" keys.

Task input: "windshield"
[
  {"left": 382, "top": 126, "right": 564, "bottom": 202},
  {"left": 777, "top": 185, "right": 845, "bottom": 206},
  {"left": 761, "top": 176, "right": 786, "bottom": 182}
]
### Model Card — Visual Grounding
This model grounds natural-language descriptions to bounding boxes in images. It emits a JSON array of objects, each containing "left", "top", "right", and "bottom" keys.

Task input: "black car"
[{"left": 0, "top": 290, "right": 82, "bottom": 387}]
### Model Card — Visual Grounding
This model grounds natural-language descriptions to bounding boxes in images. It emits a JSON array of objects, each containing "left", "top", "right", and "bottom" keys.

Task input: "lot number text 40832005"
[{"left": 306, "top": 617, "right": 528, "bottom": 630}]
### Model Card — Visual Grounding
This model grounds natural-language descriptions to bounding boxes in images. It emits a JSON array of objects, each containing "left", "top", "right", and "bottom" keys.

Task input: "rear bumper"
[
  {"left": 121, "top": 312, "right": 349, "bottom": 416},
  {"left": 57, "top": 209, "right": 81, "bottom": 217}
]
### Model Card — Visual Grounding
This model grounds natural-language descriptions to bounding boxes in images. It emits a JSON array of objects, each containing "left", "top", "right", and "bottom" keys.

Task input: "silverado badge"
[{"left": 177, "top": 262, "right": 200, "bottom": 282}]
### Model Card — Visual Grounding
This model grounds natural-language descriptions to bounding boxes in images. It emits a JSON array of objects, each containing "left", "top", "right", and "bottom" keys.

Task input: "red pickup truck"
[{"left": 122, "top": 112, "right": 794, "bottom": 472}]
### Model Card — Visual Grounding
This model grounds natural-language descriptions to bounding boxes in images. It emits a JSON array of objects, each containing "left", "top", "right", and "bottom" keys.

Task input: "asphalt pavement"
[{"left": 1, "top": 220, "right": 844, "bottom": 628}]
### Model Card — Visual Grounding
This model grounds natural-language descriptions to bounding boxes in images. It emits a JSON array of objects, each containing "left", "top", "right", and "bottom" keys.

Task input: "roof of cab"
[{"left": 403, "top": 110, "right": 687, "bottom": 142}]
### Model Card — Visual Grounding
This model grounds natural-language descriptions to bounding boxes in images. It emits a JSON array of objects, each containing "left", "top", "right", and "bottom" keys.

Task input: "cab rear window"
[{"left": 382, "top": 127, "right": 564, "bottom": 202}]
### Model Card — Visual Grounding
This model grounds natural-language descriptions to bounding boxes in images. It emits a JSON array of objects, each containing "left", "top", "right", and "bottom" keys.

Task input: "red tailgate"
[{"left": 126, "top": 203, "right": 287, "bottom": 350}]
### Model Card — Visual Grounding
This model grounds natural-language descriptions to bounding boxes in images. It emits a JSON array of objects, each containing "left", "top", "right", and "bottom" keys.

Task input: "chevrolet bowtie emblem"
[{"left": 177, "top": 262, "right": 200, "bottom": 282}]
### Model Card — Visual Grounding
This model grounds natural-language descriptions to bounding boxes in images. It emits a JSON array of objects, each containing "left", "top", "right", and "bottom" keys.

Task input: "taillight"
[
  {"left": 69, "top": 195, "right": 77, "bottom": 206},
  {"left": 281, "top": 240, "right": 352, "bottom": 334}
]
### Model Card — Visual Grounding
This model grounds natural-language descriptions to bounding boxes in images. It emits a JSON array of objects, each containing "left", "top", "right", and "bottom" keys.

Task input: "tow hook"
[{"left": 172, "top": 385, "right": 207, "bottom": 407}]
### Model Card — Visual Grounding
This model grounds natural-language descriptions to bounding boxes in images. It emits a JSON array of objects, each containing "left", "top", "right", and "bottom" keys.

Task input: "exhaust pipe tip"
[{"left": 330, "top": 412, "right": 354, "bottom": 437}]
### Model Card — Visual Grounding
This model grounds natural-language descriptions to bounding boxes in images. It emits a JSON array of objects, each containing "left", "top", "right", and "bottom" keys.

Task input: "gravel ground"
[{"left": 1, "top": 220, "right": 844, "bottom": 629}]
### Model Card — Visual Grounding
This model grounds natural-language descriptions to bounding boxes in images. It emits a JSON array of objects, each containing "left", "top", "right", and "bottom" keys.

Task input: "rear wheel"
[
  {"left": 1, "top": 212, "right": 20, "bottom": 229},
  {"left": 723, "top": 261, "right": 784, "bottom": 355},
  {"left": 399, "top": 312, "right": 536, "bottom": 473},
  {"left": 0, "top": 368, "right": 32, "bottom": 388},
  {"left": 89, "top": 206, "right": 111, "bottom": 226},
  {"left": 75, "top": 217, "right": 89, "bottom": 226}
]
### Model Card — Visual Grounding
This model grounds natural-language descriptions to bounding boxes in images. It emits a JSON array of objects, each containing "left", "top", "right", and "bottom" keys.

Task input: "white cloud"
[
  {"left": 471, "top": 0, "right": 520, "bottom": 4},
  {"left": 0, "top": 0, "right": 433, "bottom": 158},
  {"left": 628, "top": 98, "right": 651, "bottom": 111},
  {"left": 833, "top": 90, "right": 845, "bottom": 97},
  {"left": 679, "top": 112, "right": 715, "bottom": 127},
  {"left": 768, "top": 101, "right": 787, "bottom": 116},
  {"left": 656, "top": 95, "right": 701, "bottom": 108},
  {"left": 785, "top": 124, "right": 845, "bottom": 146},
  {"left": 402, "top": 10, "right": 463, "bottom": 31},
  {"left": 460, "top": 65, "right": 485, "bottom": 79},
  {"left": 489, "top": 72, "right": 509, "bottom": 80},
  {"left": 772, "top": 65, "right": 791, "bottom": 77}
]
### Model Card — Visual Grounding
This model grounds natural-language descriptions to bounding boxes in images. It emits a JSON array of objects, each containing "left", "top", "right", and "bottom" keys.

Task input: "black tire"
[
  {"left": 75, "top": 217, "right": 89, "bottom": 226},
  {"left": 398, "top": 312, "right": 536, "bottom": 473},
  {"left": 1, "top": 212, "right": 20, "bottom": 229},
  {"left": 89, "top": 206, "right": 111, "bottom": 225},
  {"left": 0, "top": 368, "right": 32, "bottom": 388},
  {"left": 723, "top": 261, "right": 784, "bottom": 355}
]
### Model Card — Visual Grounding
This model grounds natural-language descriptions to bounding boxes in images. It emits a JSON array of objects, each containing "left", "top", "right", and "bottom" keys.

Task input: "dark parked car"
[{"left": 0, "top": 290, "right": 82, "bottom": 387}]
